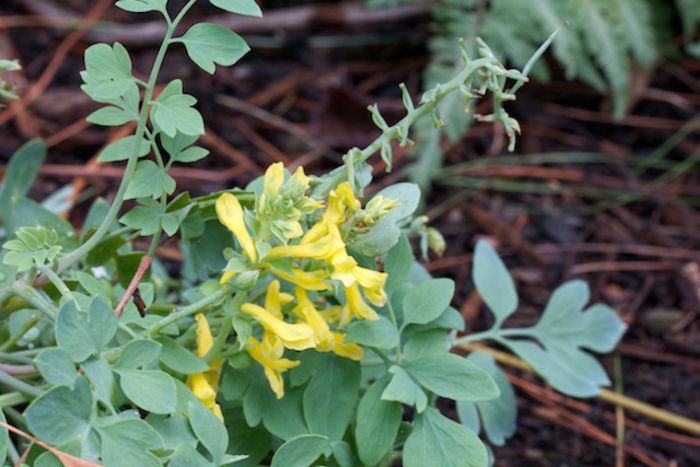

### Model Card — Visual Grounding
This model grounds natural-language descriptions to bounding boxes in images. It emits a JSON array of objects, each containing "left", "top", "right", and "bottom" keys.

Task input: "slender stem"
[
  {"left": 146, "top": 284, "right": 233, "bottom": 336},
  {"left": 56, "top": 0, "right": 198, "bottom": 273},
  {"left": 39, "top": 266, "right": 77, "bottom": 307},
  {"left": 204, "top": 290, "right": 246, "bottom": 363},
  {"left": 11, "top": 281, "right": 56, "bottom": 319},
  {"left": 0, "top": 315, "right": 40, "bottom": 352},
  {"left": 0, "top": 391, "right": 28, "bottom": 408},
  {"left": 0, "top": 369, "right": 42, "bottom": 397},
  {"left": 312, "top": 57, "right": 495, "bottom": 196},
  {"left": 385, "top": 299, "right": 402, "bottom": 363}
]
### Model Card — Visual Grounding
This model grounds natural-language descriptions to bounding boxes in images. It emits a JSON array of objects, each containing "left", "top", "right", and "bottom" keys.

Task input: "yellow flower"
[
  {"left": 186, "top": 314, "right": 223, "bottom": 419},
  {"left": 340, "top": 282, "right": 379, "bottom": 327},
  {"left": 294, "top": 288, "right": 363, "bottom": 361},
  {"left": 264, "top": 279, "right": 294, "bottom": 319},
  {"left": 216, "top": 193, "right": 257, "bottom": 284},
  {"left": 246, "top": 333, "right": 300, "bottom": 399},
  {"left": 267, "top": 220, "right": 344, "bottom": 260},
  {"left": 241, "top": 281, "right": 316, "bottom": 351},
  {"left": 268, "top": 265, "right": 332, "bottom": 291}
]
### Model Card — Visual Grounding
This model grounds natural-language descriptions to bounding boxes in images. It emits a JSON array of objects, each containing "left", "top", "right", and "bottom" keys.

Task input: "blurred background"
[{"left": 0, "top": 0, "right": 699, "bottom": 464}]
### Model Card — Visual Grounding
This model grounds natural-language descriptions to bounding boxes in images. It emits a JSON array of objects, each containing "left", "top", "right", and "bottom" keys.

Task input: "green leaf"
[
  {"left": 96, "top": 418, "right": 163, "bottom": 467},
  {"left": 81, "top": 357, "right": 115, "bottom": 411},
  {"left": 402, "top": 278, "right": 454, "bottom": 326},
  {"left": 146, "top": 413, "right": 197, "bottom": 451},
  {"left": 402, "top": 330, "right": 450, "bottom": 361},
  {"left": 124, "top": 160, "right": 176, "bottom": 199},
  {"left": 270, "top": 434, "right": 329, "bottom": 467},
  {"left": 116, "top": 0, "right": 167, "bottom": 14},
  {"left": 384, "top": 234, "right": 413, "bottom": 294},
  {"left": 115, "top": 339, "right": 161, "bottom": 369},
  {"left": 181, "top": 23, "right": 250, "bottom": 75},
  {"left": 152, "top": 80, "right": 204, "bottom": 137},
  {"left": 82, "top": 43, "right": 134, "bottom": 99},
  {"left": 25, "top": 377, "right": 93, "bottom": 445},
  {"left": 404, "top": 353, "right": 500, "bottom": 402},
  {"left": 117, "top": 368, "right": 177, "bottom": 414},
  {"left": 34, "top": 348, "right": 78, "bottom": 386},
  {"left": 225, "top": 407, "right": 272, "bottom": 466},
  {"left": 260, "top": 384, "right": 308, "bottom": 441},
  {"left": 381, "top": 365, "right": 427, "bottom": 413},
  {"left": 87, "top": 106, "right": 134, "bottom": 126},
  {"left": 473, "top": 241, "right": 518, "bottom": 325},
  {"left": 188, "top": 401, "right": 228, "bottom": 464},
  {"left": 97, "top": 135, "right": 150, "bottom": 163},
  {"left": 161, "top": 132, "right": 209, "bottom": 164},
  {"left": 404, "top": 407, "right": 487, "bottom": 467},
  {"left": 0, "top": 139, "right": 46, "bottom": 214},
  {"left": 303, "top": 353, "right": 360, "bottom": 440},
  {"left": 501, "top": 280, "right": 626, "bottom": 397},
  {"left": 376, "top": 183, "right": 421, "bottom": 223},
  {"left": 345, "top": 316, "right": 399, "bottom": 349},
  {"left": 355, "top": 376, "right": 402, "bottom": 467},
  {"left": 119, "top": 198, "right": 165, "bottom": 236},
  {"left": 158, "top": 337, "right": 209, "bottom": 374},
  {"left": 210, "top": 0, "right": 262, "bottom": 17},
  {"left": 169, "top": 445, "right": 212, "bottom": 467},
  {"left": 456, "top": 353, "right": 517, "bottom": 446},
  {"left": 55, "top": 298, "right": 117, "bottom": 363}
]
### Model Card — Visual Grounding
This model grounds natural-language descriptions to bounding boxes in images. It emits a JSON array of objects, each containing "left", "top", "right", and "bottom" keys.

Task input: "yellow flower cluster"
[{"left": 208, "top": 163, "right": 394, "bottom": 399}]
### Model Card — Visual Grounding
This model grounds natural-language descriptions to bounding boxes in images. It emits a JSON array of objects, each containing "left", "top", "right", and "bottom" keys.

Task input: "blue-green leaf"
[
  {"left": 96, "top": 418, "right": 163, "bottom": 467},
  {"left": 117, "top": 369, "right": 177, "bottom": 414},
  {"left": 34, "top": 348, "right": 78, "bottom": 386},
  {"left": 210, "top": 0, "right": 262, "bottom": 17},
  {"left": 181, "top": 23, "right": 250, "bottom": 75},
  {"left": 473, "top": 241, "right": 518, "bottom": 325},
  {"left": 81, "top": 43, "right": 134, "bottom": 99},
  {"left": 402, "top": 278, "right": 454, "bottom": 326},
  {"left": 25, "top": 377, "right": 93, "bottom": 445},
  {"left": 345, "top": 316, "right": 399, "bottom": 349},
  {"left": 115, "top": 339, "right": 161, "bottom": 369},
  {"left": 116, "top": 0, "right": 167, "bottom": 14},
  {"left": 97, "top": 135, "right": 150, "bottom": 163},
  {"left": 124, "top": 160, "right": 176, "bottom": 200},
  {"left": 457, "top": 353, "right": 517, "bottom": 446},
  {"left": 404, "top": 407, "right": 487, "bottom": 467},
  {"left": 188, "top": 401, "right": 228, "bottom": 465},
  {"left": 270, "top": 434, "right": 328, "bottom": 467},
  {"left": 55, "top": 298, "right": 117, "bottom": 363},
  {"left": 355, "top": 376, "right": 402, "bottom": 467},
  {"left": 404, "top": 353, "right": 500, "bottom": 402},
  {"left": 152, "top": 80, "right": 204, "bottom": 137},
  {"left": 381, "top": 365, "right": 427, "bottom": 413}
]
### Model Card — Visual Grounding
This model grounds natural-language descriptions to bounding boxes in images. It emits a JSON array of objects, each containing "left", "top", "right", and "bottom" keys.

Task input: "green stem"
[
  {"left": 56, "top": 0, "right": 198, "bottom": 273},
  {"left": 0, "top": 315, "right": 40, "bottom": 352},
  {"left": 312, "top": 56, "right": 496, "bottom": 196},
  {"left": 204, "top": 290, "right": 247, "bottom": 363},
  {"left": 40, "top": 266, "right": 77, "bottom": 307},
  {"left": 0, "top": 369, "right": 42, "bottom": 398},
  {"left": 0, "top": 391, "right": 28, "bottom": 408},
  {"left": 146, "top": 284, "right": 233, "bottom": 336},
  {"left": 385, "top": 299, "right": 402, "bottom": 363},
  {"left": 11, "top": 281, "right": 56, "bottom": 320}
]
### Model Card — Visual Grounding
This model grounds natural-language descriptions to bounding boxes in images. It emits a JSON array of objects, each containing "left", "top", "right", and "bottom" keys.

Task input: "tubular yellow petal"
[
  {"left": 219, "top": 271, "right": 236, "bottom": 285},
  {"left": 331, "top": 333, "right": 363, "bottom": 361},
  {"left": 215, "top": 193, "right": 257, "bottom": 263},
  {"left": 211, "top": 403, "right": 223, "bottom": 421},
  {"left": 241, "top": 303, "right": 316, "bottom": 351},
  {"left": 292, "top": 268, "right": 332, "bottom": 291},
  {"left": 320, "top": 305, "right": 343, "bottom": 323},
  {"left": 267, "top": 225, "right": 343, "bottom": 261},
  {"left": 265, "top": 280, "right": 284, "bottom": 318},
  {"left": 263, "top": 366, "right": 285, "bottom": 399},
  {"left": 246, "top": 335, "right": 301, "bottom": 399},
  {"left": 341, "top": 283, "right": 379, "bottom": 327},
  {"left": 292, "top": 166, "right": 311, "bottom": 188},
  {"left": 187, "top": 372, "right": 217, "bottom": 408},
  {"left": 294, "top": 287, "right": 333, "bottom": 350},
  {"left": 194, "top": 313, "right": 214, "bottom": 357},
  {"left": 264, "top": 162, "right": 285, "bottom": 196},
  {"left": 353, "top": 266, "right": 388, "bottom": 306},
  {"left": 330, "top": 250, "right": 358, "bottom": 287}
]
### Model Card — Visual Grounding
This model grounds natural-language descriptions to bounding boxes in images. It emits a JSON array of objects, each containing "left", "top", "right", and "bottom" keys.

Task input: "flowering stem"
[
  {"left": 56, "top": 0, "right": 198, "bottom": 273},
  {"left": 204, "top": 290, "right": 247, "bottom": 363},
  {"left": 313, "top": 56, "right": 495, "bottom": 196},
  {"left": 146, "top": 284, "right": 233, "bottom": 336},
  {"left": 11, "top": 281, "right": 56, "bottom": 320}
]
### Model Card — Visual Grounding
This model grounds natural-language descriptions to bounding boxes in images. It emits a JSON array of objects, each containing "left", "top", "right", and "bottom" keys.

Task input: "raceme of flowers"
[{"left": 209, "top": 162, "right": 397, "bottom": 398}]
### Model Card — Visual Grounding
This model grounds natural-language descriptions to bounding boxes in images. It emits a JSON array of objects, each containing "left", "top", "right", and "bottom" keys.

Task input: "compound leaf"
[{"left": 181, "top": 23, "right": 250, "bottom": 74}]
